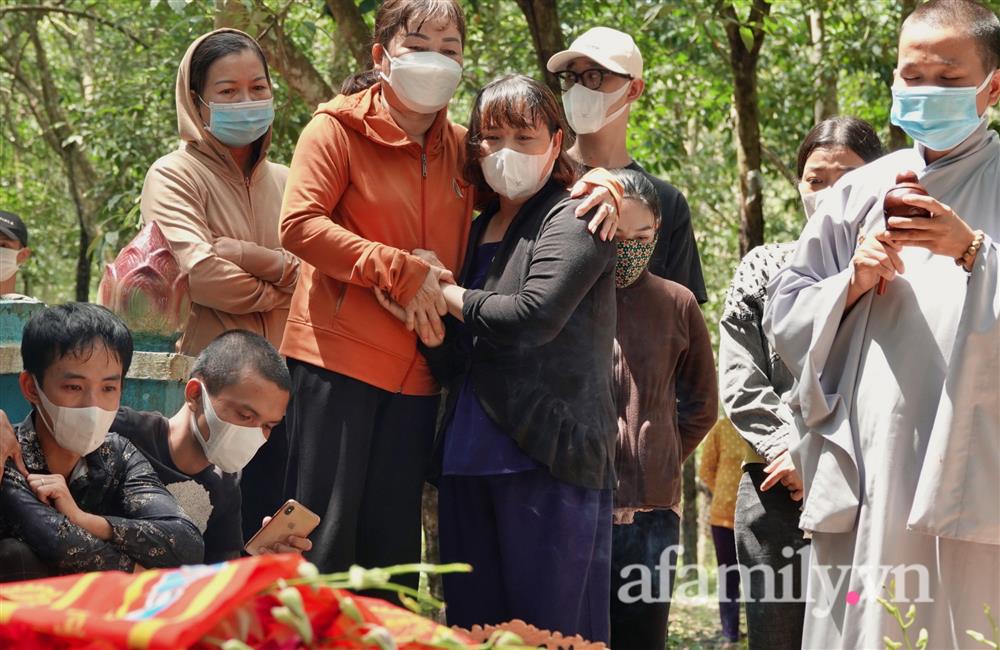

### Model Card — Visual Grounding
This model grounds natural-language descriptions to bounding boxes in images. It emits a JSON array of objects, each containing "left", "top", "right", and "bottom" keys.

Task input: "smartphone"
[{"left": 244, "top": 499, "right": 320, "bottom": 556}]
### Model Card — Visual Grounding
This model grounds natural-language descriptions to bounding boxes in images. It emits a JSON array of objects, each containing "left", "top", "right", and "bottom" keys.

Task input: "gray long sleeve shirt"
[{"left": 719, "top": 242, "right": 797, "bottom": 464}]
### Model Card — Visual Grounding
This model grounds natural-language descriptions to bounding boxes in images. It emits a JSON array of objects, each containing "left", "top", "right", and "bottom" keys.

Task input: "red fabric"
[
  {"left": 0, "top": 555, "right": 300, "bottom": 649},
  {"left": 0, "top": 555, "right": 474, "bottom": 649}
]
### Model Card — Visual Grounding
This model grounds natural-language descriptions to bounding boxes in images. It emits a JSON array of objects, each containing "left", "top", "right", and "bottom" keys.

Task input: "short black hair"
[
  {"left": 191, "top": 330, "right": 290, "bottom": 395},
  {"left": 189, "top": 31, "right": 271, "bottom": 97},
  {"left": 22, "top": 303, "right": 134, "bottom": 386},
  {"left": 611, "top": 168, "right": 661, "bottom": 223},
  {"left": 796, "top": 116, "right": 885, "bottom": 179},
  {"left": 906, "top": 0, "right": 1000, "bottom": 73}
]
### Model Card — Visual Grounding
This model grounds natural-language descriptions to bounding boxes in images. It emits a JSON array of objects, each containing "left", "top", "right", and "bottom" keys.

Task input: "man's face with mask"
[
  {"left": 186, "top": 370, "right": 288, "bottom": 446},
  {"left": 558, "top": 56, "right": 643, "bottom": 135},
  {"left": 892, "top": 19, "right": 1000, "bottom": 155},
  {"left": 0, "top": 234, "right": 30, "bottom": 285},
  {"left": 896, "top": 21, "right": 999, "bottom": 113}
]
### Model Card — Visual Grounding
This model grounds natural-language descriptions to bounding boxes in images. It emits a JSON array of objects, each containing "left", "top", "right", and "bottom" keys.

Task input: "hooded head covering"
[{"left": 175, "top": 28, "right": 273, "bottom": 180}]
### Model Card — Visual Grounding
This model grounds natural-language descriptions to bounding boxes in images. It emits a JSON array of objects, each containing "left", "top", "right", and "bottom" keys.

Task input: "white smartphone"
[{"left": 244, "top": 499, "right": 320, "bottom": 556}]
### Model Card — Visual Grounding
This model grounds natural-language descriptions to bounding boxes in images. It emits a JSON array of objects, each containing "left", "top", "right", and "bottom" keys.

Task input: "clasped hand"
[{"left": 375, "top": 249, "right": 453, "bottom": 348}]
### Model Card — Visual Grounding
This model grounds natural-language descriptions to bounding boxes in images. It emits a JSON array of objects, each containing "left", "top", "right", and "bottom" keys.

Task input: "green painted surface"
[
  {"left": 0, "top": 298, "right": 45, "bottom": 345},
  {"left": 0, "top": 300, "right": 192, "bottom": 420}
]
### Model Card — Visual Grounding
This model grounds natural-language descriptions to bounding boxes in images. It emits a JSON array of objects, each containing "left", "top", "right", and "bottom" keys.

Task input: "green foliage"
[{"left": 2, "top": 0, "right": 999, "bottom": 339}]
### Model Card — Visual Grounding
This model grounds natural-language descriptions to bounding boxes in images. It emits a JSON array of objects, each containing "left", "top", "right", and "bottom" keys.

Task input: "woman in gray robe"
[{"left": 720, "top": 116, "right": 883, "bottom": 650}]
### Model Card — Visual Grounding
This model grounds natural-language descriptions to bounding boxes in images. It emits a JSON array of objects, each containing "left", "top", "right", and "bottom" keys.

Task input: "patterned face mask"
[{"left": 615, "top": 236, "right": 657, "bottom": 288}]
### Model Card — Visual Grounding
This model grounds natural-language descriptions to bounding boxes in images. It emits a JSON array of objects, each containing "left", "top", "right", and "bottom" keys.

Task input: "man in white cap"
[{"left": 547, "top": 27, "right": 706, "bottom": 304}]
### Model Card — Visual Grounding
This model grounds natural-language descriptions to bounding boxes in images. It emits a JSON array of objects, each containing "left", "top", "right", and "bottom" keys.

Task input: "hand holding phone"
[{"left": 244, "top": 499, "right": 319, "bottom": 556}]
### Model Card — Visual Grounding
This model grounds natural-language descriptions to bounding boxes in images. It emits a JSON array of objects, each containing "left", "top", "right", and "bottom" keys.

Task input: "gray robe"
[{"left": 764, "top": 121, "right": 1000, "bottom": 649}]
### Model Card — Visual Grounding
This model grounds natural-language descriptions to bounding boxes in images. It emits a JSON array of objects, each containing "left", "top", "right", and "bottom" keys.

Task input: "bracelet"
[{"left": 955, "top": 229, "right": 985, "bottom": 270}]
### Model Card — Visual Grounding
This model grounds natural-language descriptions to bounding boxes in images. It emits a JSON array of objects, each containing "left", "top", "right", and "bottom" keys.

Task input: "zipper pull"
[{"left": 421, "top": 152, "right": 427, "bottom": 178}]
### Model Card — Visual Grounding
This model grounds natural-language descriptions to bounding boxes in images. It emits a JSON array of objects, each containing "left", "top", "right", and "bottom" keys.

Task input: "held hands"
[
  {"left": 374, "top": 287, "right": 445, "bottom": 348},
  {"left": 410, "top": 248, "right": 448, "bottom": 270},
  {"left": 887, "top": 194, "right": 977, "bottom": 263},
  {"left": 378, "top": 249, "right": 454, "bottom": 348},
  {"left": 254, "top": 516, "right": 313, "bottom": 555},
  {"left": 760, "top": 450, "right": 804, "bottom": 502},
  {"left": 570, "top": 180, "right": 619, "bottom": 241},
  {"left": 404, "top": 264, "right": 453, "bottom": 342}
]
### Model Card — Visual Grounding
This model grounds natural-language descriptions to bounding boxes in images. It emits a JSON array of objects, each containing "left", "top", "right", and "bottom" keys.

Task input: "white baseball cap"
[{"left": 546, "top": 27, "right": 643, "bottom": 79}]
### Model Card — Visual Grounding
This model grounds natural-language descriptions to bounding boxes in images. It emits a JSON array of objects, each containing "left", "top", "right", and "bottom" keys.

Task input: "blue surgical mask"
[
  {"left": 200, "top": 96, "right": 274, "bottom": 147},
  {"left": 890, "top": 72, "right": 994, "bottom": 152}
]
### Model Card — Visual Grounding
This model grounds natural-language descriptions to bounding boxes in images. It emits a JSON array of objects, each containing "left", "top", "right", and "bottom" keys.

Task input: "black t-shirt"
[
  {"left": 626, "top": 161, "right": 707, "bottom": 303},
  {"left": 112, "top": 407, "right": 243, "bottom": 563},
  {"left": 584, "top": 161, "right": 708, "bottom": 303}
]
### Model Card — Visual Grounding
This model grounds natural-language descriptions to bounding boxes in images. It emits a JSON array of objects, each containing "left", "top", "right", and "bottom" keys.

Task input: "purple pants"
[
  {"left": 438, "top": 470, "right": 613, "bottom": 644},
  {"left": 711, "top": 524, "right": 743, "bottom": 642}
]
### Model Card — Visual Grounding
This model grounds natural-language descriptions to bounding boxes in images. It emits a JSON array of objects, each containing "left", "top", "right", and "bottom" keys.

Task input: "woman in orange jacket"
[{"left": 278, "top": 0, "right": 616, "bottom": 584}]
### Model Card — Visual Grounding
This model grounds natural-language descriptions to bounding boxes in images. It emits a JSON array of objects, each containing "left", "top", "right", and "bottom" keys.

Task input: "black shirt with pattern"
[
  {"left": 0, "top": 413, "right": 204, "bottom": 574},
  {"left": 112, "top": 407, "right": 243, "bottom": 563}
]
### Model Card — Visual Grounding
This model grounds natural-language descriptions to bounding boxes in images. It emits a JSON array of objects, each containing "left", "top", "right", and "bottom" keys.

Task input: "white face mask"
[
  {"left": 35, "top": 381, "right": 115, "bottom": 457},
  {"left": 190, "top": 380, "right": 266, "bottom": 474},
  {"left": 0, "top": 247, "right": 19, "bottom": 282},
  {"left": 562, "top": 82, "right": 631, "bottom": 134},
  {"left": 380, "top": 51, "right": 463, "bottom": 114},
  {"left": 480, "top": 141, "right": 556, "bottom": 201}
]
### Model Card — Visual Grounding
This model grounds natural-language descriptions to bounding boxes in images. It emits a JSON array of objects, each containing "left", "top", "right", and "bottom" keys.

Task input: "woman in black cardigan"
[{"left": 378, "top": 74, "right": 617, "bottom": 643}]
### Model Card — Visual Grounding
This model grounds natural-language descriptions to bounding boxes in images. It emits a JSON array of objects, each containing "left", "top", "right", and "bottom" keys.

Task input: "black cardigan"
[{"left": 422, "top": 179, "right": 618, "bottom": 490}]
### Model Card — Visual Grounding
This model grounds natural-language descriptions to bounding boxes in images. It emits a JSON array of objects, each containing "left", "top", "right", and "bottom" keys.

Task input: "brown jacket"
[
  {"left": 279, "top": 84, "right": 474, "bottom": 395},
  {"left": 614, "top": 271, "right": 718, "bottom": 509},
  {"left": 140, "top": 29, "right": 299, "bottom": 355}
]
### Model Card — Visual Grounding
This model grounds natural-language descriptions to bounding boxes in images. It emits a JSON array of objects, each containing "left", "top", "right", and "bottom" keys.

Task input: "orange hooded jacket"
[{"left": 279, "top": 83, "right": 474, "bottom": 396}]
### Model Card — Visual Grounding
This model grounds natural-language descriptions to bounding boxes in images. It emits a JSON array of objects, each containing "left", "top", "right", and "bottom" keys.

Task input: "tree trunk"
[
  {"left": 324, "top": 0, "right": 371, "bottom": 69},
  {"left": 260, "top": 21, "right": 335, "bottom": 108},
  {"left": 421, "top": 483, "right": 444, "bottom": 621},
  {"left": 74, "top": 208, "right": 92, "bottom": 302},
  {"left": 25, "top": 17, "right": 100, "bottom": 300},
  {"left": 808, "top": 4, "right": 838, "bottom": 124},
  {"left": 514, "top": 0, "right": 566, "bottom": 96},
  {"left": 889, "top": 0, "right": 919, "bottom": 150},
  {"left": 215, "top": 0, "right": 334, "bottom": 108},
  {"left": 719, "top": 0, "right": 770, "bottom": 257}
]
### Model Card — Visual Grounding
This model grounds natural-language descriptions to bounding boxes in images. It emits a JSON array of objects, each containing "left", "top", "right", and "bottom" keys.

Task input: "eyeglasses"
[{"left": 555, "top": 68, "right": 633, "bottom": 92}]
